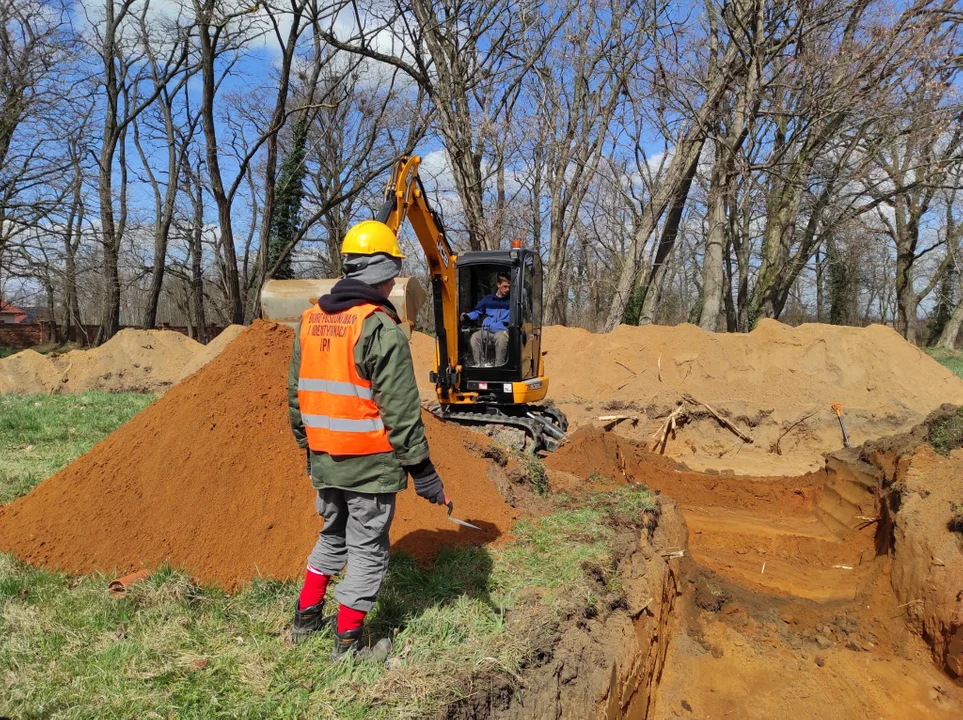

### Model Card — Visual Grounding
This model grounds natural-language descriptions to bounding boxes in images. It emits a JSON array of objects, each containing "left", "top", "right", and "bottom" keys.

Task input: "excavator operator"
[
  {"left": 287, "top": 219, "right": 447, "bottom": 660},
  {"left": 461, "top": 273, "right": 511, "bottom": 366}
]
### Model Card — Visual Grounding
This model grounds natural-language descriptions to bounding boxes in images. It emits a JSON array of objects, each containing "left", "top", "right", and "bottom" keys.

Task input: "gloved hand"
[
  {"left": 407, "top": 458, "right": 446, "bottom": 505},
  {"left": 305, "top": 449, "right": 312, "bottom": 479}
]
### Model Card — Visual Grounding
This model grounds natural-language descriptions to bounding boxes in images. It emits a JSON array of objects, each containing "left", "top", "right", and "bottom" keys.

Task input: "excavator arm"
[{"left": 376, "top": 156, "right": 460, "bottom": 398}]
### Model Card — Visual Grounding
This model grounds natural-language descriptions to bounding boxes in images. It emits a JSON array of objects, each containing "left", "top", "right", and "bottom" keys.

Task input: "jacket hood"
[{"left": 317, "top": 278, "right": 400, "bottom": 321}]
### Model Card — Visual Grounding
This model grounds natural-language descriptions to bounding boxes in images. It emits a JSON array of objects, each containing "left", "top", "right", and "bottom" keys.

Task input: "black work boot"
[
  {"left": 331, "top": 626, "right": 392, "bottom": 662},
  {"left": 291, "top": 600, "right": 334, "bottom": 644}
]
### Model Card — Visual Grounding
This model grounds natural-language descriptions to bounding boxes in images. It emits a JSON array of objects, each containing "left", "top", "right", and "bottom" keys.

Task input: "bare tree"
[
  {"left": 527, "top": 0, "right": 656, "bottom": 325},
  {"left": 0, "top": 0, "right": 76, "bottom": 291},
  {"left": 318, "top": 0, "right": 572, "bottom": 251},
  {"left": 603, "top": 0, "right": 755, "bottom": 331},
  {"left": 89, "top": 0, "right": 190, "bottom": 344}
]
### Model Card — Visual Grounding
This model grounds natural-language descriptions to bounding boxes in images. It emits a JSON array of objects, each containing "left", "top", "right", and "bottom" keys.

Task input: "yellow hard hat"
[{"left": 341, "top": 220, "right": 404, "bottom": 259}]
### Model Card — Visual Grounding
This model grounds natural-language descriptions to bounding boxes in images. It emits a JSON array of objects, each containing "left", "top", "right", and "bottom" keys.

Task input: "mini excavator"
[{"left": 261, "top": 155, "right": 568, "bottom": 451}]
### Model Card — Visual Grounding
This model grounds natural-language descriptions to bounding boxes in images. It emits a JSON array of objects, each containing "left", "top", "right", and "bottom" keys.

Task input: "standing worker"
[{"left": 287, "top": 220, "right": 447, "bottom": 658}]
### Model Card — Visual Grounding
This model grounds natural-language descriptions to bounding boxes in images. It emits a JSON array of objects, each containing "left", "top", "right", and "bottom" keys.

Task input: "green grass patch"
[
  {"left": 926, "top": 406, "right": 963, "bottom": 456},
  {"left": 0, "top": 392, "right": 660, "bottom": 717},
  {"left": 925, "top": 347, "right": 963, "bottom": 379},
  {"left": 0, "top": 341, "right": 82, "bottom": 359},
  {"left": 510, "top": 451, "right": 549, "bottom": 495},
  {"left": 0, "top": 505, "right": 624, "bottom": 717},
  {"left": 0, "top": 392, "right": 154, "bottom": 503}
]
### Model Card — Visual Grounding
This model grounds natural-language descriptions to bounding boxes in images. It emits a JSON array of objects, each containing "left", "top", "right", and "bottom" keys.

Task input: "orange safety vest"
[{"left": 297, "top": 302, "right": 393, "bottom": 455}]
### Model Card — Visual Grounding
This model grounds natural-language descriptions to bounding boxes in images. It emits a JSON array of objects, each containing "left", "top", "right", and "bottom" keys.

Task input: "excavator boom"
[{"left": 375, "top": 156, "right": 460, "bottom": 397}]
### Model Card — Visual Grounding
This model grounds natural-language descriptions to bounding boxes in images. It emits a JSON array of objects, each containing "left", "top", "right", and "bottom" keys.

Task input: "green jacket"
[{"left": 288, "top": 302, "right": 429, "bottom": 494}]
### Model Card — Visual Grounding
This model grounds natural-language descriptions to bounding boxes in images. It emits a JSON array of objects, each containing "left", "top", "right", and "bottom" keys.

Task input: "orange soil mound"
[
  {"left": 0, "top": 321, "right": 515, "bottom": 589},
  {"left": 178, "top": 324, "right": 247, "bottom": 380},
  {"left": 414, "top": 320, "right": 963, "bottom": 475}
]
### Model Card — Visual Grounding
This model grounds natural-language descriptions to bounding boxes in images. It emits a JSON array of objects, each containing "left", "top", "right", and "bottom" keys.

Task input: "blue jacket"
[{"left": 467, "top": 293, "right": 510, "bottom": 333}]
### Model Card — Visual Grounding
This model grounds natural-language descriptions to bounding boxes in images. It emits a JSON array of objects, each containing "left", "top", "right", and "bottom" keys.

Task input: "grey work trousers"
[
  {"left": 306, "top": 488, "right": 396, "bottom": 612},
  {"left": 470, "top": 329, "right": 509, "bottom": 366}
]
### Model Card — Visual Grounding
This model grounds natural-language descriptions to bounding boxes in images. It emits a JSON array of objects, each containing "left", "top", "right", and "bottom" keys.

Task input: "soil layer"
[{"left": 543, "top": 427, "right": 962, "bottom": 718}]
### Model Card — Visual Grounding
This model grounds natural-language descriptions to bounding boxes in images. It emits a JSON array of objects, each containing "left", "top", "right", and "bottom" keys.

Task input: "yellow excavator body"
[{"left": 260, "top": 154, "right": 567, "bottom": 451}]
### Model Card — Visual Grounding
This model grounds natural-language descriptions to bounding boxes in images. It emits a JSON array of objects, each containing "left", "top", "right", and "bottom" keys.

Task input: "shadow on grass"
[{"left": 370, "top": 539, "right": 497, "bottom": 640}]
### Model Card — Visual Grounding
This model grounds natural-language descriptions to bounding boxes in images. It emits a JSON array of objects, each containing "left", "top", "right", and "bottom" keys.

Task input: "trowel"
[
  {"left": 831, "top": 402, "right": 851, "bottom": 448},
  {"left": 445, "top": 497, "right": 482, "bottom": 531}
]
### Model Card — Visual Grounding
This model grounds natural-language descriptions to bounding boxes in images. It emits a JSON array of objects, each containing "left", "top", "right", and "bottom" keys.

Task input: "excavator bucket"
[{"left": 260, "top": 277, "right": 427, "bottom": 338}]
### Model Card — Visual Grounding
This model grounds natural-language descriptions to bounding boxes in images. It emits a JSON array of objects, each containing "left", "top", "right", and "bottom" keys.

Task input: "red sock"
[
  {"left": 298, "top": 566, "right": 330, "bottom": 610},
  {"left": 337, "top": 604, "right": 367, "bottom": 633}
]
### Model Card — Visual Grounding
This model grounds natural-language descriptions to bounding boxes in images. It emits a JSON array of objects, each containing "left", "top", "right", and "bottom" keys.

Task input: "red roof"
[{"left": 0, "top": 302, "right": 29, "bottom": 323}]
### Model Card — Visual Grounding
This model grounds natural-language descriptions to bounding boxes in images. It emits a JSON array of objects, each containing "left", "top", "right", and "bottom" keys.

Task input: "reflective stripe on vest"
[
  {"left": 297, "top": 378, "right": 374, "bottom": 400},
  {"left": 297, "top": 302, "right": 393, "bottom": 455}
]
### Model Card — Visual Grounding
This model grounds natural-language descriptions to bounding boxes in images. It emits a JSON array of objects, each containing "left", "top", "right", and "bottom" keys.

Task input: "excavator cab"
[
  {"left": 457, "top": 251, "right": 540, "bottom": 375},
  {"left": 262, "top": 154, "right": 567, "bottom": 451}
]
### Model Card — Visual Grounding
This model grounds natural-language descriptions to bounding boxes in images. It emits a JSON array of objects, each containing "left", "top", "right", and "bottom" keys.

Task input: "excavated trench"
[{"left": 484, "top": 427, "right": 962, "bottom": 718}]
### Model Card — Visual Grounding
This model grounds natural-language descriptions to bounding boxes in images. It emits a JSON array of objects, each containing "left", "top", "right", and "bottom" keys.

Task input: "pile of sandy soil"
[
  {"left": 413, "top": 320, "right": 963, "bottom": 475},
  {"left": 0, "top": 326, "right": 245, "bottom": 395},
  {"left": 0, "top": 321, "right": 516, "bottom": 589}
]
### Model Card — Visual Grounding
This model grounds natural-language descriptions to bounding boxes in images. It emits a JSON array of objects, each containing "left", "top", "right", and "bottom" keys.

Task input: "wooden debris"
[
  {"left": 657, "top": 354, "right": 663, "bottom": 383},
  {"left": 773, "top": 411, "right": 818, "bottom": 455},
  {"left": 615, "top": 360, "right": 637, "bottom": 376},
  {"left": 651, "top": 406, "right": 687, "bottom": 454},
  {"left": 598, "top": 414, "right": 640, "bottom": 430},
  {"left": 682, "top": 393, "right": 753, "bottom": 444}
]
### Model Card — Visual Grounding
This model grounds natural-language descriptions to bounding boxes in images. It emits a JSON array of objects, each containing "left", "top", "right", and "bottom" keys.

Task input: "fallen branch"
[
  {"left": 651, "top": 406, "right": 687, "bottom": 454},
  {"left": 598, "top": 414, "right": 640, "bottom": 430},
  {"left": 682, "top": 393, "right": 753, "bottom": 444},
  {"left": 773, "top": 411, "right": 818, "bottom": 455},
  {"left": 615, "top": 360, "right": 637, "bottom": 376}
]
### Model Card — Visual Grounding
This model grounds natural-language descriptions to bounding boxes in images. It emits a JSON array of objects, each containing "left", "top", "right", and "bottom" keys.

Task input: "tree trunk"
[
  {"left": 604, "top": 37, "right": 743, "bottom": 331},
  {"left": 895, "top": 244, "right": 918, "bottom": 344},
  {"left": 699, "top": 140, "right": 728, "bottom": 331},
  {"left": 938, "top": 301, "right": 963, "bottom": 349},
  {"left": 95, "top": 1, "right": 121, "bottom": 346},
  {"left": 196, "top": 2, "right": 243, "bottom": 324},
  {"left": 143, "top": 174, "right": 179, "bottom": 329},
  {"left": 637, "top": 160, "right": 699, "bottom": 326},
  {"left": 543, "top": 183, "right": 569, "bottom": 325},
  {"left": 190, "top": 178, "right": 208, "bottom": 344}
]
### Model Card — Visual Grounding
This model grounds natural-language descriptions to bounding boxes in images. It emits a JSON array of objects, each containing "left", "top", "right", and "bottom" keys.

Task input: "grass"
[
  {"left": 0, "top": 393, "right": 655, "bottom": 717},
  {"left": 0, "top": 341, "right": 82, "bottom": 359},
  {"left": 0, "top": 393, "right": 155, "bottom": 504},
  {"left": 925, "top": 347, "right": 963, "bottom": 379},
  {"left": 509, "top": 451, "right": 549, "bottom": 495},
  {"left": 925, "top": 406, "right": 963, "bottom": 456}
]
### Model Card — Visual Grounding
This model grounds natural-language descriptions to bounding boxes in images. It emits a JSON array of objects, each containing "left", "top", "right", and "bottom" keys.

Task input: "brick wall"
[{"left": 0, "top": 323, "right": 46, "bottom": 348}]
